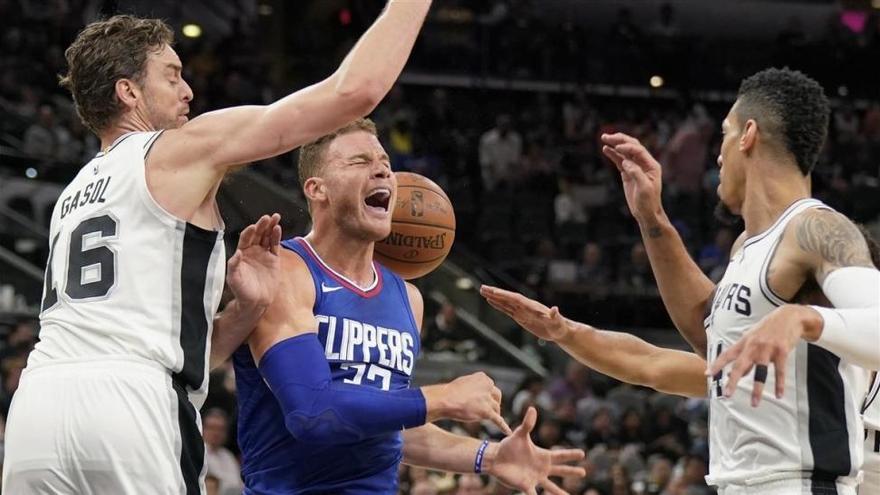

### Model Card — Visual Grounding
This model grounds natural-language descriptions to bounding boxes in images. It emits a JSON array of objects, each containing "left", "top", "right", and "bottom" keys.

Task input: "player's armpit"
[{"left": 793, "top": 208, "right": 874, "bottom": 284}]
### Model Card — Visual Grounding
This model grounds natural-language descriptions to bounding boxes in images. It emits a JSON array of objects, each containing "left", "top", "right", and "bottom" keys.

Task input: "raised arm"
[
  {"left": 402, "top": 409, "right": 585, "bottom": 495},
  {"left": 148, "top": 1, "right": 432, "bottom": 217},
  {"left": 601, "top": 133, "right": 716, "bottom": 356},
  {"left": 480, "top": 286, "right": 707, "bottom": 398}
]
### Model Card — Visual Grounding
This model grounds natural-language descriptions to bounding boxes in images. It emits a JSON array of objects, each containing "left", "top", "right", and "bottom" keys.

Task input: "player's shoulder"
[{"left": 280, "top": 248, "right": 315, "bottom": 291}]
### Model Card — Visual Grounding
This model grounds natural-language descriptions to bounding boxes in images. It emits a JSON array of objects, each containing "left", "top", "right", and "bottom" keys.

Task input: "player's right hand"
[
  {"left": 425, "top": 372, "right": 511, "bottom": 435},
  {"left": 480, "top": 285, "right": 568, "bottom": 342},
  {"left": 600, "top": 132, "right": 664, "bottom": 223}
]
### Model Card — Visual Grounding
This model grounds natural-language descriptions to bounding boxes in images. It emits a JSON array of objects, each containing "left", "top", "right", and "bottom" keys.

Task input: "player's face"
[
  {"left": 139, "top": 44, "right": 193, "bottom": 130},
  {"left": 716, "top": 104, "right": 746, "bottom": 214},
  {"left": 321, "top": 131, "right": 395, "bottom": 241}
]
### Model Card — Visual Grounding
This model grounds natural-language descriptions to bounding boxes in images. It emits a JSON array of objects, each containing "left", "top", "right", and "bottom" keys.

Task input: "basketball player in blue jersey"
[
  {"left": 233, "top": 118, "right": 587, "bottom": 495},
  {"left": 6, "top": 2, "right": 435, "bottom": 493},
  {"left": 499, "top": 68, "right": 878, "bottom": 494}
]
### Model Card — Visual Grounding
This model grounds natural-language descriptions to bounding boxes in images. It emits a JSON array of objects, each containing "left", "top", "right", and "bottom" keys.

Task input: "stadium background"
[{"left": 1, "top": 0, "right": 879, "bottom": 493}]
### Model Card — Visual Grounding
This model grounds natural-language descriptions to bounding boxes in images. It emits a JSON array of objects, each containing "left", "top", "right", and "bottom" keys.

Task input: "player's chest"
[{"left": 706, "top": 253, "right": 776, "bottom": 343}]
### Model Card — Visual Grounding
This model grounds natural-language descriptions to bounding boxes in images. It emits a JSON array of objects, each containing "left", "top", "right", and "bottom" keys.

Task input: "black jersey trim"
[
  {"left": 172, "top": 223, "right": 219, "bottom": 391},
  {"left": 807, "top": 344, "right": 850, "bottom": 483},
  {"left": 173, "top": 380, "right": 205, "bottom": 495}
]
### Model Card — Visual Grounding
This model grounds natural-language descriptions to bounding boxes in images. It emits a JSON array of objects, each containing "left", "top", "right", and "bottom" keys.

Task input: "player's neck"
[
  {"left": 741, "top": 165, "right": 811, "bottom": 238},
  {"left": 304, "top": 230, "right": 376, "bottom": 288},
  {"left": 99, "top": 113, "right": 156, "bottom": 151}
]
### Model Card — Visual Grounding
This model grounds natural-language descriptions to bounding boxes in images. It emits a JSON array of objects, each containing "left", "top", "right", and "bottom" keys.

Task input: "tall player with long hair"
[{"left": 5, "top": 2, "right": 437, "bottom": 493}]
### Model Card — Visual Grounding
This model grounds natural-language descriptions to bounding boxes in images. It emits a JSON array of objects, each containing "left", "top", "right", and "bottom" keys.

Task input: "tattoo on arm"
[
  {"left": 795, "top": 210, "right": 873, "bottom": 278},
  {"left": 647, "top": 226, "right": 663, "bottom": 239}
]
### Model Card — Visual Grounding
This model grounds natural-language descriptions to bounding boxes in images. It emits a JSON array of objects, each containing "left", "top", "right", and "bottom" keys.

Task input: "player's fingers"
[
  {"left": 707, "top": 342, "right": 743, "bottom": 376},
  {"left": 484, "top": 297, "right": 519, "bottom": 319},
  {"left": 549, "top": 464, "right": 586, "bottom": 478},
  {"left": 602, "top": 145, "right": 626, "bottom": 171},
  {"left": 614, "top": 142, "right": 659, "bottom": 170},
  {"left": 724, "top": 354, "right": 754, "bottom": 398},
  {"left": 491, "top": 412, "right": 513, "bottom": 436},
  {"left": 600, "top": 132, "right": 638, "bottom": 147},
  {"left": 227, "top": 251, "right": 241, "bottom": 271},
  {"left": 750, "top": 356, "right": 771, "bottom": 407},
  {"left": 269, "top": 225, "right": 282, "bottom": 255},
  {"left": 774, "top": 352, "right": 788, "bottom": 399},
  {"left": 525, "top": 487, "right": 538, "bottom": 495},
  {"left": 238, "top": 224, "right": 256, "bottom": 249},
  {"left": 550, "top": 448, "right": 586, "bottom": 464},
  {"left": 538, "top": 478, "right": 567, "bottom": 495},
  {"left": 491, "top": 386, "right": 502, "bottom": 403},
  {"left": 520, "top": 406, "right": 538, "bottom": 435}
]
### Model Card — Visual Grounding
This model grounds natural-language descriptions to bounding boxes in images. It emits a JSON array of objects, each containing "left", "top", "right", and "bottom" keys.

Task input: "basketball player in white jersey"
[
  {"left": 3, "top": 2, "right": 433, "bottom": 493},
  {"left": 600, "top": 68, "right": 880, "bottom": 494},
  {"left": 487, "top": 67, "right": 879, "bottom": 495},
  {"left": 480, "top": 224, "right": 880, "bottom": 494}
]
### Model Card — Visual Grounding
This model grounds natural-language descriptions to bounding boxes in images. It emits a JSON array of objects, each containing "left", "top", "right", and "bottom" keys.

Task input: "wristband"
[{"left": 474, "top": 439, "right": 490, "bottom": 474}]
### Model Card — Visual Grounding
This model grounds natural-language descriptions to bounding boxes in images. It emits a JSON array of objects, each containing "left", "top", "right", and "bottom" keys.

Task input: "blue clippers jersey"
[{"left": 233, "top": 237, "right": 421, "bottom": 494}]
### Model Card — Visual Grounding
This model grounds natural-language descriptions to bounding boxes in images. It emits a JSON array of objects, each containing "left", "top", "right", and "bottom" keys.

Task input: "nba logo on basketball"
[{"left": 410, "top": 191, "right": 423, "bottom": 217}]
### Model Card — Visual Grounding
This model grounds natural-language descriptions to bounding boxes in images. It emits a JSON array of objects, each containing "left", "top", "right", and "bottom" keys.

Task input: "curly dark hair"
[
  {"left": 59, "top": 15, "right": 174, "bottom": 133},
  {"left": 735, "top": 67, "right": 830, "bottom": 175}
]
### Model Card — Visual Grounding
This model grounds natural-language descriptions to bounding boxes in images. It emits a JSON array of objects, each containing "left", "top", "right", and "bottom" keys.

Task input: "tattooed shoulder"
[{"left": 794, "top": 209, "right": 873, "bottom": 275}]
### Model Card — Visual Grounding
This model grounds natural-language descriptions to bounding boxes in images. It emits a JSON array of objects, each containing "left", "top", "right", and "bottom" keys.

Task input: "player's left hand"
[
  {"left": 486, "top": 407, "right": 586, "bottom": 495},
  {"left": 707, "top": 304, "right": 818, "bottom": 407},
  {"left": 227, "top": 213, "right": 282, "bottom": 310}
]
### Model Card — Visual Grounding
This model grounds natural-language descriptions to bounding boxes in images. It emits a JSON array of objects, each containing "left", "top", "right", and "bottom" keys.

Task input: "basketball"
[{"left": 374, "top": 172, "right": 456, "bottom": 280}]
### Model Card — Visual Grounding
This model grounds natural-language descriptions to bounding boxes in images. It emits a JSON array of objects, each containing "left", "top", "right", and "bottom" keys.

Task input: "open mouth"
[{"left": 364, "top": 188, "right": 391, "bottom": 213}]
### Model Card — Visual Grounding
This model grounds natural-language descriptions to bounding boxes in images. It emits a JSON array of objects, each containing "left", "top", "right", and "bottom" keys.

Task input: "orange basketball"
[{"left": 374, "top": 172, "right": 456, "bottom": 280}]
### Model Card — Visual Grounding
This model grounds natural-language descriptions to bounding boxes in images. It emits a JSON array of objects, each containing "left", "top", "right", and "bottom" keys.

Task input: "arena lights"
[
  {"left": 25, "top": 167, "right": 37, "bottom": 179},
  {"left": 182, "top": 23, "right": 202, "bottom": 38},
  {"left": 649, "top": 75, "right": 664, "bottom": 88}
]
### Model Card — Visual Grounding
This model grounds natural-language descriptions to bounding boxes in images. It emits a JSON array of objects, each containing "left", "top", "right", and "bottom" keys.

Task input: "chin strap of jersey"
[
  {"left": 258, "top": 333, "right": 427, "bottom": 443},
  {"left": 810, "top": 266, "right": 880, "bottom": 369}
]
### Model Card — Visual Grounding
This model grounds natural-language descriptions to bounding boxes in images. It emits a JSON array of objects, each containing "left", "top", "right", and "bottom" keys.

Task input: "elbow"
[
  {"left": 284, "top": 408, "right": 363, "bottom": 445},
  {"left": 335, "top": 78, "right": 386, "bottom": 116}
]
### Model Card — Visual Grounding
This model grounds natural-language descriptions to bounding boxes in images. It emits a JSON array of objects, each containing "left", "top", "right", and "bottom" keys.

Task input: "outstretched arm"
[
  {"left": 402, "top": 408, "right": 585, "bottom": 495},
  {"left": 148, "top": 1, "right": 432, "bottom": 218},
  {"left": 601, "top": 133, "right": 717, "bottom": 356},
  {"left": 480, "top": 286, "right": 708, "bottom": 398}
]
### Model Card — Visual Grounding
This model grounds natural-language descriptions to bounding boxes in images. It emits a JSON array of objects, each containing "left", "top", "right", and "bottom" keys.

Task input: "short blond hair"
[{"left": 297, "top": 118, "right": 378, "bottom": 187}]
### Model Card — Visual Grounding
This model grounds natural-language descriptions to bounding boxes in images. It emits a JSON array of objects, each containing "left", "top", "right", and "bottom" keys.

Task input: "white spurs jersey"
[
  {"left": 863, "top": 372, "right": 880, "bottom": 488},
  {"left": 30, "top": 131, "right": 226, "bottom": 407},
  {"left": 704, "top": 198, "right": 868, "bottom": 489}
]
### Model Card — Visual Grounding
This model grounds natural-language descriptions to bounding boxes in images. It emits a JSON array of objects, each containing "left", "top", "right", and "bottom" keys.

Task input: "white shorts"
[
  {"left": 861, "top": 430, "right": 880, "bottom": 495},
  {"left": 2, "top": 358, "right": 206, "bottom": 495},
  {"left": 717, "top": 478, "right": 857, "bottom": 495}
]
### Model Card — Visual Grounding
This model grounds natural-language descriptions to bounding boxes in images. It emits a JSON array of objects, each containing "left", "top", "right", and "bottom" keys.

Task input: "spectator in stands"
[
  {"left": 422, "top": 301, "right": 473, "bottom": 354},
  {"left": 665, "top": 455, "right": 711, "bottom": 495},
  {"left": 0, "top": 319, "right": 36, "bottom": 361},
  {"left": 205, "top": 474, "right": 221, "bottom": 495},
  {"left": 643, "top": 454, "right": 674, "bottom": 495},
  {"left": 455, "top": 473, "right": 487, "bottom": 495},
  {"left": 22, "top": 104, "right": 58, "bottom": 159},
  {"left": 585, "top": 406, "right": 616, "bottom": 448},
  {"left": 617, "top": 242, "right": 656, "bottom": 294},
  {"left": 202, "top": 408, "right": 242, "bottom": 495},
  {"left": 511, "top": 375, "right": 551, "bottom": 419},
  {"left": 661, "top": 107, "right": 714, "bottom": 200},
  {"left": 577, "top": 242, "right": 610, "bottom": 288},
  {"left": 479, "top": 114, "right": 522, "bottom": 191},
  {"left": 547, "top": 359, "right": 593, "bottom": 405},
  {"left": 0, "top": 355, "right": 25, "bottom": 418},
  {"left": 554, "top": 178, "right": 588, "bottom": 225}
]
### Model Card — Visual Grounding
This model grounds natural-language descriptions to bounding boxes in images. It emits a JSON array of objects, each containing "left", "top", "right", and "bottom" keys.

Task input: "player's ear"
[
  {"left": 115, "top": 78, "right": 141, "bottom": 111},
  {"left": 740, "top": 119, "right": 758, "bottom": 154},
  {"left": 303, "top": 177, "right": 326, "bottom": 203}
]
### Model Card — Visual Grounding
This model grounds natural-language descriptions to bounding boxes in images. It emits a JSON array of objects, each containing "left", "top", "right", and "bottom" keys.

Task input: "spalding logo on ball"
[{"left": 374, "top": 172, "right": 456, "bottom": 279}]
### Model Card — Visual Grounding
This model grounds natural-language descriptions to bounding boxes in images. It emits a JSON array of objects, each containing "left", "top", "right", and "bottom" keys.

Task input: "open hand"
[
  {"left": 480, "top": 285, "right": 568, "bottom": 342},
  {"left": 227, "top": 213, "right": 282, "bottom": 310},
  {"left": 601, "top": 132, "right": 664, "bottom": 223},
  {"left": 487, "top": 407, "right": 586, "bottom": 495}
]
